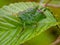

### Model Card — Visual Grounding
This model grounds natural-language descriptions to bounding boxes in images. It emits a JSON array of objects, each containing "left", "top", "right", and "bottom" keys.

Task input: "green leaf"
[{"left": 0, "top": 2, "right": 57, "bottom": 45}]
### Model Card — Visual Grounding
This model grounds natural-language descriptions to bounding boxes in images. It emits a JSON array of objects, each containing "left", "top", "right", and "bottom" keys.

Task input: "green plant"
[
  {"left": 0, "top": 0, "right": 60, "bottom": 44},
  {"left": 0, "top": 2, "right": 58, "bottom": 45}
]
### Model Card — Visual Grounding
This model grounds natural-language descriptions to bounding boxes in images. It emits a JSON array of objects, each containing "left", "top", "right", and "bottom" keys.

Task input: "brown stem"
[
  {"left": 44, "top": 0, "right": 52, "bottom": 7},
  {"left": 41, "top": 0, "right": 60, "bottom": 8},
  {"left": 51, "top": 36, "right": 60, "bottom": 45},
  {"left": 47, "top": 4, "right": 60, "bottom": 8}
]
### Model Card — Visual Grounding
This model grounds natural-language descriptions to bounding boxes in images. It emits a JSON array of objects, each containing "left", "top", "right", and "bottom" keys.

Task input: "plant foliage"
[{"left": 0, "top": 2, "right": 57, "bottom": 45}]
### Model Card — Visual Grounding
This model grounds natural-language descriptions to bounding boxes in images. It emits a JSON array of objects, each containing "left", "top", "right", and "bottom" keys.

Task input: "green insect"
[{"left": 18, "top": 6, "right": 46, "bottom": 25}]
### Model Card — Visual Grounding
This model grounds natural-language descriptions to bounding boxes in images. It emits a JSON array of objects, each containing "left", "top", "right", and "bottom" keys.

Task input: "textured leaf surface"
[{"left": 0, "top": 2, "right": 56, "bottom": 45}]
